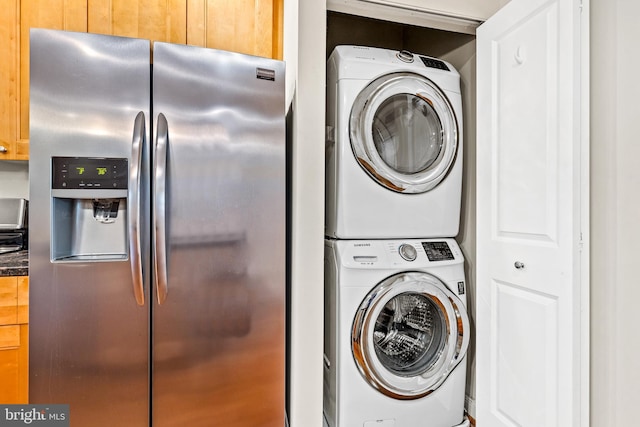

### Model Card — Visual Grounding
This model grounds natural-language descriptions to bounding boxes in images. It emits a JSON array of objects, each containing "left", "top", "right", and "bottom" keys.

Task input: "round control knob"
[
  {"left": 396, "top": 50, "right": 415, "bottom": 63},
  {"left": 398, "top": 244, "right": 418, "bottom": 262}
]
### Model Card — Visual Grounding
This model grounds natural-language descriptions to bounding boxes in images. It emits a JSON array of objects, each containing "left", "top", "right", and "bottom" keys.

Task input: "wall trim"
[
  {"left": 327, "top": 0, "right": 481, "bottom": 34},
  {"left": 465, "top": 394, "right": 476, "bottom": 419}
]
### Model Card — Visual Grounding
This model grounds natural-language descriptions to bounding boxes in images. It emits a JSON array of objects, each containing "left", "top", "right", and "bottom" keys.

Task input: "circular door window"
[
  {"left": 350, "top": 72, "right": 458, "bottom": 193},
  {"left": 352, "top": 272, "right": 469, "bottom": 399}
]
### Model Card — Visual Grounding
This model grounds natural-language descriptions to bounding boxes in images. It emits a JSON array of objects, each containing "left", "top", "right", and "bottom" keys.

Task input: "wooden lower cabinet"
[
  {"left": 0, "top": 276, "right": 29, "bottom": 404},
  {"left": 0, "top": 324, "right": 28, "bottom": 403}
]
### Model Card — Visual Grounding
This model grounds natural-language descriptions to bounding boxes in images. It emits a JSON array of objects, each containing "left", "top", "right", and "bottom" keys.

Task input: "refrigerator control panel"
[{"left": 52, "top": 157, "right": 128, "bottom": 190}]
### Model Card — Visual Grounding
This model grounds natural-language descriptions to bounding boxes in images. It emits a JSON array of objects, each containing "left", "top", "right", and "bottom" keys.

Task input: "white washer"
[
  {"left": 324, "top": 238, "right": 470, "bottom": 427},
  {"left": 326, "top": 45, "right": 463, "bottom": 239}
]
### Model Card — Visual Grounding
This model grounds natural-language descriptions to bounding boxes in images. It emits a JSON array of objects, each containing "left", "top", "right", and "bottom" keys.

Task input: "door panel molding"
[{"left": 476, "top": 0, "right": 588, "bottom": 425}]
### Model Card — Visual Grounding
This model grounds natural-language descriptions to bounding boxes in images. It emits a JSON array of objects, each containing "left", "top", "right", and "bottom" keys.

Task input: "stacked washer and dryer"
[{"left": 323, "top": 45, "right": 471, "bottom": 427}]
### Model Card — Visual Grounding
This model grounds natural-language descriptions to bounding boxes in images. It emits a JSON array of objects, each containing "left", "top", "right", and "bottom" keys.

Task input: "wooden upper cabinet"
[
  {"left": 3, "top": 0, "right": 282, "bottom": 158},
  {"left": 87, "top": 0, "right": 187, "bottom": 44},
  {"left": 0, "top": 0, "right": 24, "bottom": 160},
  {"left": 18, "top": 0, "right": 88, "bottom": 155},
  {"left": 187, "top": 0, "right": 283, "bottom": 60}
]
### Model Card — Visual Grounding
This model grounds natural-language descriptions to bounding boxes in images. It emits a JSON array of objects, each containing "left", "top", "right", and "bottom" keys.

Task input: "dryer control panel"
[{"left": 419, "top": 56, "right": 450, "bottom": 71}]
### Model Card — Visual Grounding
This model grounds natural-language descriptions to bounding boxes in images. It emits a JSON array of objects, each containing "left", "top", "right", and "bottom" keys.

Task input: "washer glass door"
[
  {"left": 352, "top": 271, "right": 470, "bottom": 399},
  {"left": 350, "top": 72, "right": 458, "bottom": 193}
]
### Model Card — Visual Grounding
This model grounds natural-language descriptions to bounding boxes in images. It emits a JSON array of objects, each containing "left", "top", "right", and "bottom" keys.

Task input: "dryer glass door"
[
  {"left": 352, "top": 271, "right": 470, "bottom": 399},
  {"left": 373, "top": 93, "right": 444, "bottom": 175},
  {"left": 350, "top": 72, "right": 458, "bottom": 194}
]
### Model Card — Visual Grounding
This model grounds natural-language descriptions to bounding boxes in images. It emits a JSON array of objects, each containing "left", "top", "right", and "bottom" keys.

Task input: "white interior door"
[{"left": 476, "top": 0, "right": 588, "bottom": 426}]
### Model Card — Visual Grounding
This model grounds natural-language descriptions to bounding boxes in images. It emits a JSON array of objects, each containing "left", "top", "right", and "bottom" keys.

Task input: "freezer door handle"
[
  {"left": 128, "top": 111, "right": 146, "bottom": 306},
  {"left": 154, "top": 113, "right": 169, "bottom": 305}
]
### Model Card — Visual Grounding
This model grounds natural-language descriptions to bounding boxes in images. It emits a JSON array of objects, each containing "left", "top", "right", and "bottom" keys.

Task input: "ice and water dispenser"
[{"left": 51, "top": 156, "right": 129, "bottom": 261}]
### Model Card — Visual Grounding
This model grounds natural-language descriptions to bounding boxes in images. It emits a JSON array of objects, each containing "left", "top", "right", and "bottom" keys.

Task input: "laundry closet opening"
[{"left": 326, "top": 10, "right": 479, "bottom": 416}]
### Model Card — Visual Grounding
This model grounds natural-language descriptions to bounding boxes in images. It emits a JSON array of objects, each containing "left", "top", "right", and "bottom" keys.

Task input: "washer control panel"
[
  {"left": 386, "top": 239, "right": 462, "bottom": 266},
  {"left": 421, "top": 241, "right": 455, "bottom": 261},
  {"left": 338, "top": 238, "right": 463, "bottom": 269}
]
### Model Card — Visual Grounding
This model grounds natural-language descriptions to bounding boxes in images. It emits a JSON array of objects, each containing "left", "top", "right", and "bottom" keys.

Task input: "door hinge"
[{"left": 579, "top": 0, "right": 583, "bottom": 12}]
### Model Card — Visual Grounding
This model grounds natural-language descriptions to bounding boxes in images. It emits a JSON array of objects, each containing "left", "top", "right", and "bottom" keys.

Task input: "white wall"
[
  {"left": 0, "top": 161, "right": 29, "bottom": 199},
  {"left": 327, "top": 0, "right": 510, "bottom": 28},
  {"left": 439, "top": 40, "right": 477, "bottom": 417},
  {"left": 374, "top": 0, "right": 509, "bottom": 20},
  {"left": 590, "top": 0, "right": 640, "bottom": 425},
  {"left": 284, "top": 0, "right": 326, "bottom": 426},
  {"left": 374, "top": 0, "right": 505, "bottom": 20}
]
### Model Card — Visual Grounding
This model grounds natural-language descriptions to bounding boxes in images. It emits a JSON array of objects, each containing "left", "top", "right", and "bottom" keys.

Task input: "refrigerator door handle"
[
  {"left": 154, "top": 113, "right": 169, "bottom": 304},
  {"left": 128, "top": 111, "right": 146, "bottom": 306}
]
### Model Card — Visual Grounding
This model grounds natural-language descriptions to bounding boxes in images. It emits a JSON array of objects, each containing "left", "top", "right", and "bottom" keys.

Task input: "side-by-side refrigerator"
[{"left": 29, "top": 28, "right": 286, "bottom": 426}]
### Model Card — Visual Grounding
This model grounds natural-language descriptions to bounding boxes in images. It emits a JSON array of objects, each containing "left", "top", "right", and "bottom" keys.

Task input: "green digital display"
[
  {"left": 72, "top": 165, "right": 108, "bottom": 178},
  {"left": 52, "top": 157, "right": 128, "bottom": 189}
]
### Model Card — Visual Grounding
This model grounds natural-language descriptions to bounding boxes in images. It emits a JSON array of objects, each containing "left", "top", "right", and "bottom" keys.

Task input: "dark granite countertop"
[{"left": 0, "top": 250, "right": 28, "bottom": 276}]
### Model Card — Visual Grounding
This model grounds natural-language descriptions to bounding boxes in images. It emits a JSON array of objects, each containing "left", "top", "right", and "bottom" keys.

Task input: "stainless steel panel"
[
  {"left": 152, "top": 43, "right": 286, "bottom": 426},
  {"left": 29, "top": 29, "right": 151, "bottom": 426}
]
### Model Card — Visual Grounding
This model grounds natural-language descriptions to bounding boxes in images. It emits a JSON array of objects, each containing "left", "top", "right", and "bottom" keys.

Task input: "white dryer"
[
  {"left": 326, "top": 45, "right": 463, "bottom": 239},
  {"left": 324, "top": 238, "right": 470, "bottom": 427}
]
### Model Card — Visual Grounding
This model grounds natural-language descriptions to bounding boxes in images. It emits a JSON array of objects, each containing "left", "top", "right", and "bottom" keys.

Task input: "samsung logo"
[
  {"left": 256, "top": 68, "right": 275, "bottom": 81},
  {"left": 353, "top": 243, "right": 371, "bottom": 247}
]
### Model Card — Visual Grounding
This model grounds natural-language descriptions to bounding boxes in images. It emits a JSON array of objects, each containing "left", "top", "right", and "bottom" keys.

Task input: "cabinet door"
[
  {"left": 18, "top": 0, "right": 188, "bottom": 148},
  {"left": 0, "top": 0, "right": 22, "bottom": 160},
  {"left": 0, "top": 276, "right": 18, "bottom": 326},
  {"left": 0, "top": 277, "right": 28, "bottom": 404},
  {"left": 0, "top": 325, "right": 28, "bottom": 404},
  {"left": 8, "top": 0, "right": 282, "bottom": 156},
  {"left": 87, "top": 0, "right": 187, "bottom": 44},
  {"left": 476, "top": 0, "right": 588, "bottom": 426},
  {"left": 186, "top": 0, "right": 283, "bottom": 59},
  {"left": 19, "top": 0, "right": 88, "bottom": 152}
]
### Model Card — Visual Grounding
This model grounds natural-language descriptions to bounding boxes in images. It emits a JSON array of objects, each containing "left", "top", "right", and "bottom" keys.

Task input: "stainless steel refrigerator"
[{"left": 29, "top": 28, "right": 286, "bottom": 426}]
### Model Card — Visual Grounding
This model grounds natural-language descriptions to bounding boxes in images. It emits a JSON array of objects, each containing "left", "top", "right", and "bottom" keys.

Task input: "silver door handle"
[
  {"left": 449, "top": 296, "right": 470, "bottom": 364},
  {"left": 154, "top": 113, "right": 169, "bottom": 305},
  {"left": 128, "top": 111, "right": 145, "bottom": 306}
]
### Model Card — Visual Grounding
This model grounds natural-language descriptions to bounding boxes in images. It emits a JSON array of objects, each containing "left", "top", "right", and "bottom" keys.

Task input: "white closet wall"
[
  {"left": 352, "top": 0, "right": 509, "bottom": 20},
  {"left": 0, "top": 161, "right": 29, "bottom": 199},
  {"left": 590, "top": 0, "right": 640, "bottom": 425}
]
